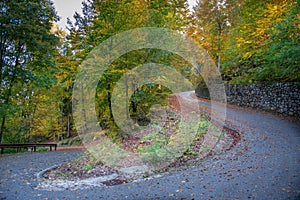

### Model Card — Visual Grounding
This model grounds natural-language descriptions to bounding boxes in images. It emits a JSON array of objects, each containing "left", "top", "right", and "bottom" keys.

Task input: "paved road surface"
[{"left": 1, "top": 91, "right": 299, "bottom": 199}]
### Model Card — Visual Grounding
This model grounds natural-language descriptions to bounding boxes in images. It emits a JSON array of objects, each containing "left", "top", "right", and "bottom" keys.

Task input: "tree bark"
[
  {"left": 107, "top": 83, "right": 113, "bottom": 119},
  {"left": 67, "top": 97, "right": 71, "bottom": 138},
  {"left": 0, "top": 116, "right": 5, "bottom": 143}
]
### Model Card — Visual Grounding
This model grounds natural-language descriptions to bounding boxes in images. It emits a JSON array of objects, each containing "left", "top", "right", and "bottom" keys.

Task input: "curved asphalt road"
[{"left": 0, "top": 91, "right": 299, "bottom": 199}]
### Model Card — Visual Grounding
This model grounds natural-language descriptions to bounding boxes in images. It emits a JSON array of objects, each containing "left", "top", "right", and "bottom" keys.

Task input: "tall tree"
[
  {"left": 255, "top": 0, "right": 300, "bottom": 82},
  {"left": 222, "top": 0, "right": 299, "bottom": 83},
  {"left": 189, "top": 0, "right": 242, "bottom": 71},
  {"left": 0, "top": 0, "right": 59, "bottom": 143},
  {"left": 62, "top": 0, "right": 191, "bottom": 139}
]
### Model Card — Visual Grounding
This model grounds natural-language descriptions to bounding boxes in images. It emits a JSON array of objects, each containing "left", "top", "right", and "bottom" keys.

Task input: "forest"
[{"left": 0, "top": 0, "right": 299, "bottom": 144}]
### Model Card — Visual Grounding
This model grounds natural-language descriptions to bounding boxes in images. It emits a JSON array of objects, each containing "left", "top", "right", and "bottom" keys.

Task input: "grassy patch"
[
  {"left": 36, "top": 147, "right": 49, "bottom": 152},
  {"left": 2, "top": 148, "right": 28, "bottom": 154}
]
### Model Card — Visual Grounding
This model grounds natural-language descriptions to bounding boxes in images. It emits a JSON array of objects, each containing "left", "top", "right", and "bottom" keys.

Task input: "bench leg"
[
  {"left": 1, "top": 148, "right": 3, "bottom": 154},
  {"left": 50, "top": 146, "right": 52, "bottom": 151}
]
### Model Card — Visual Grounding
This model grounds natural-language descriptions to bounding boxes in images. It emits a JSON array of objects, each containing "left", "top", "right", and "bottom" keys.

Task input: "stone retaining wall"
[{"left": 195, "top": 82, "right": 300, "bottom": 117}]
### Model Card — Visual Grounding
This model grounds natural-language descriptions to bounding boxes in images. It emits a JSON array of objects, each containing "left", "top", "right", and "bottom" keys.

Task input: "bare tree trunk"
[
  {"left": 217, "top": 10, "right": 222, "bottom": 72},
  {"left": 0, "top": 116, "right": 5, "bottom": 143},
  {"left": 217, "top": 38, "right": 221, "bottom": 72},
  {"left": 67, "top": 113, "right": 71, "bottom": 138},
  {"left": 126, "top": 77, "right": 129, "bottom": 120},
  {"left": 107, "top": 83, "right": 113, "bottom": 119},
  {"left": 67, "top": 98, "right": 71, "bottom": 138},
  {"left": 81, "top": 83, "right": 87, "bottom": 133},
  {"left": 107, "top": 37, "right": 114, "bottom": 120},
  {"left": 60, "top": 104, "right": 65, "bottom": 140}
]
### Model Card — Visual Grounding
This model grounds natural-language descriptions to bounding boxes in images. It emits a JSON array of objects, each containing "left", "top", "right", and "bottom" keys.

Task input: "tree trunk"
[
  {"left": 0, "top": 116, "right": 5, "bottom": 143},
  {"left": 107, "top": 83, "right": 113, "bottom": 119},
  {"left": 60, "top": 105, "right": 64, "bottom": 140},
  {"left": 67, "top": 98, "right": 71, "bottom": 138},
  {"left": 81, "top": 83, "right": 87, "bottom": 133},
  {"left": 107, "top": 37, "right": 114, "bottom": 120},
  {"left": 126, "top": 78, "right": 129, "bottom": 120},
  {"left": 217, "top": 39, "right": 221, "bottom": 72},
  {"left": 217, "top": 9, "right": 223, "bottom": 72},
  {"left": 67, "top": 113, "right": 71, "bottom": 138}
]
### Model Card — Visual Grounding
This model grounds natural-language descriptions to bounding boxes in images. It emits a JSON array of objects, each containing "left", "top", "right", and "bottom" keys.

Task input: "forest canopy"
[{"left": 0, "top": 0, "right": 299, "bottom": 143}]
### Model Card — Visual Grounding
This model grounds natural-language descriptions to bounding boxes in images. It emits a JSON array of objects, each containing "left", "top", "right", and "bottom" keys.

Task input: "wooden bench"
[{"left": 0, "top": 143, "right": 57, "bottom": 154}]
